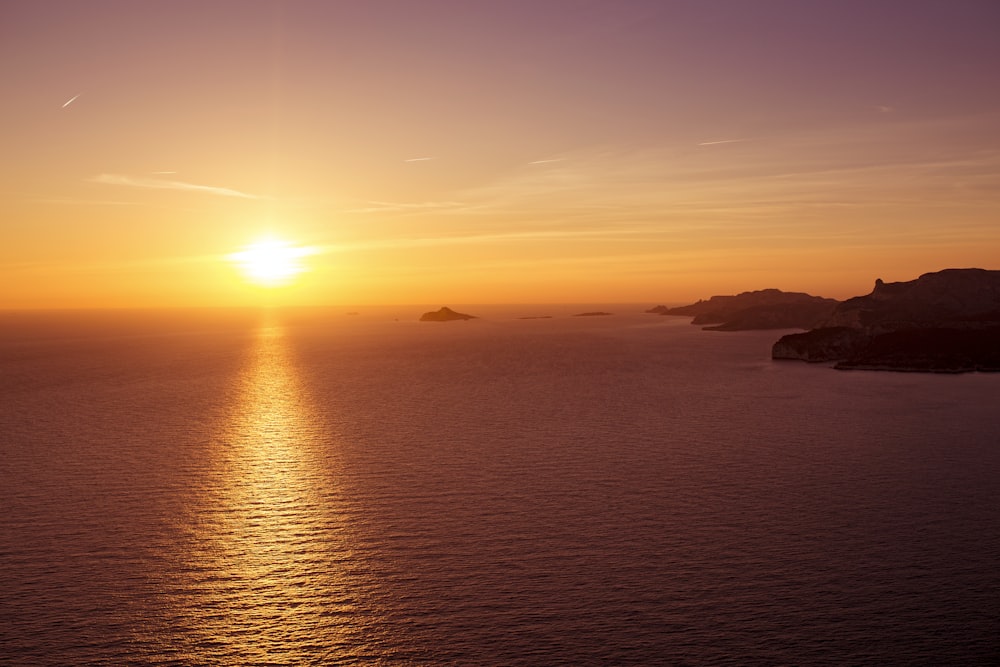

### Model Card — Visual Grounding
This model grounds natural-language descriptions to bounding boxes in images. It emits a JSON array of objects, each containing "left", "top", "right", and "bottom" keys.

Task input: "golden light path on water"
[{"left": 171, "top": 318, "right": 382, "bottom": 664}]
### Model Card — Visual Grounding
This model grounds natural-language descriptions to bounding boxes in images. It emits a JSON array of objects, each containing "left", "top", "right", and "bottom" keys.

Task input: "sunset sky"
[{"left": 3, "top": 0, "right": 999, "bottom": 308}]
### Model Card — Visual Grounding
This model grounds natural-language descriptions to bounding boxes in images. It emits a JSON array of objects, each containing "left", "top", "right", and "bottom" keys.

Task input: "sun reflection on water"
[{"left": 172, "top": 318, "right": 377, "bottom": 664}]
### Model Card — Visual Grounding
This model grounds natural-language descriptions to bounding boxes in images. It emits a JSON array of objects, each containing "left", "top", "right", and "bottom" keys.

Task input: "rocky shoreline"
[
  {"left": 771, "top": 269, "right": 1000, "bottom": 373},
  {"left": 656, "top": 268, "right": 1000, "bottom": 373},
  {"left": 774, "top": 326, "right": 1000, "bottom": 372}
]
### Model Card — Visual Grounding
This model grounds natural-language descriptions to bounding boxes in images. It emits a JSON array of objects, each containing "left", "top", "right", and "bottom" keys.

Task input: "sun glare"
[{"left": 229, "top": 238, "right": 315, "bottom": 287}]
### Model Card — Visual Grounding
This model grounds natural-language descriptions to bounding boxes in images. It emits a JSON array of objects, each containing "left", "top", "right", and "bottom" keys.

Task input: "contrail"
[
  {"left": 61, "top": 94, "right": 81, "bottom": 108},
  {"left": 697, "top": 138, "right": 749, "bottom": 146},
  {"left": 529, "top": 158, "right": 566, "bottom": 165},
  {"left": 403, "top": 157, "right": 434, "bottom": 162}
]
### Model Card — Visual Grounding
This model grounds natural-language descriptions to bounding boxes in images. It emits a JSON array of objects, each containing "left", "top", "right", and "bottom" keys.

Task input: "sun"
[{"left": 229, "top": 237, "right": 315, "bottom": 287}]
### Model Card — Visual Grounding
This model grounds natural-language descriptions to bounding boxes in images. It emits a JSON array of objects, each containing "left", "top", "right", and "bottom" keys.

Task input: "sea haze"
[{"left": 1, "top": 307, "right": 998, "bottom": 665}]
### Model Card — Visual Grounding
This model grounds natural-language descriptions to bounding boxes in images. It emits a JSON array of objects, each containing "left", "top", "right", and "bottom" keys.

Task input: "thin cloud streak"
[
  {"left": 0, "top": 251, "right": 228, "bottom": 274},
  {"left": 90, "top": 173, "right": 259, "bottom": 199},
  {"left": 28, "top": 197, "right": 140, "bottom": 206},
  {"left": 403, "top": 157, "right": 435, "bottom": 162},
  {"left": 698, "top": 138, "right": 749, "bottom": 146},
  {"left": 61, "top": 93, "right": 81, "bottom": 108}
]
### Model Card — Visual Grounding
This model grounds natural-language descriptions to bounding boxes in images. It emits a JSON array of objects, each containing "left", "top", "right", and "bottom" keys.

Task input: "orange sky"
[{"left": 2, "top": 1, "right": 999, "bottom": 308}]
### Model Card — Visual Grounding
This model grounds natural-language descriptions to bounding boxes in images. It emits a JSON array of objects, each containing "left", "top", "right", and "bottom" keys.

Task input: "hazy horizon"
[
  {"left": 3, "top": 1, "right": 1000, "bottom": 308},
  {"left": 0, "top": 264, "right": 993, "bottom": 313}
]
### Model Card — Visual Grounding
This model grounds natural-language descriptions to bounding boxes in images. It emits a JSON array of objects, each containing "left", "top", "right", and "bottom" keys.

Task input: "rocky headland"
[
  {"left": 659, "top": 289, "right": 839, "bottom": 331},
  {"left": 772, "top": 269, "right": 1000, "bottom": 372},
  {"left": 419, "top": 307, "right": 477, "bottom": 322}
]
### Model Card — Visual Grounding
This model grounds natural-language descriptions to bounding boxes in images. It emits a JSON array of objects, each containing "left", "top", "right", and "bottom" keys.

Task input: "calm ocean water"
[{"left": 1, "top": 306, "right": 998, "bottom": 665}]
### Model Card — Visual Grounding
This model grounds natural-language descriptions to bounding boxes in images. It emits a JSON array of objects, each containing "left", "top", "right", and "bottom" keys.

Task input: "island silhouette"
[
  {"left": 655, "top": 289, "right": 838, "bottom": 331},
  {"left": 419, "top": 307, "right": 477, "bottom": 322}
]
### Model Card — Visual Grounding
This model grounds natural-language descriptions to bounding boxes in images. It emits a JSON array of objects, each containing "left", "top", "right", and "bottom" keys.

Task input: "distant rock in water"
[
  {"left": 662, "top": 289, "right": 838, "bottom": 330},
  {"left": 517, "top": 315, "right": 553, "bottom": 320},
  {"left": 419, "top": 307, "right": 477, "bottom": 322},
  {"left": 645, "top": 305, "right": 670, "bottom": 314},
  {"left": 573, "top": 311, "right": 613, "bottom": 317},
  {"left": 773, "top": 269, "right": 1000, "bottom": 372}
]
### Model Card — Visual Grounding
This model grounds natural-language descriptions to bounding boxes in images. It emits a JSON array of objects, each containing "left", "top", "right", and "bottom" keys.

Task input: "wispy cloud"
[
  {"left": 326, "top": 227, "right": 642, "bottom": 253},
  {"left": 345, "top": 200, "right": 465, "bottom": 213},
  {"left": 90, "top": 173, "right": 259, "bottom": 199},
  {"left": 875, "top": 105, "right": 894, "bottom": 113},
  {"left": 528, "top": 157, "right": 567, "bottom": 165},
  {"left": 61, "top": 93, "right": 81, "bottom": 109},
  {"left": 440, "top": 114, "right": 1000, "bottom": 241},
  {"left": 403, "top": 156, "right": 435, "bottom": 162}
]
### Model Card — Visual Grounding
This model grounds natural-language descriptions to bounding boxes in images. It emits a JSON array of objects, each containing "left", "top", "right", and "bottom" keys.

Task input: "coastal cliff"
[{"left": 772, "top": 269, "right": 1000, "bottom": 372}]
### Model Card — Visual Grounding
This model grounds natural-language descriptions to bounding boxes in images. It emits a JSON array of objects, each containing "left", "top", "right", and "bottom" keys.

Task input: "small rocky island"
[
  {"left": 573, "top": 311, "right": 613, "bottom": 317},
  {"left": 658, "top": 289, "right": 839, "bottom": 330},
  {"left": 772, "top": 268, "right": 1000, "bottom": 372},
  {"left": 419, "top": 307, "right": 477, "bottom": 322}
]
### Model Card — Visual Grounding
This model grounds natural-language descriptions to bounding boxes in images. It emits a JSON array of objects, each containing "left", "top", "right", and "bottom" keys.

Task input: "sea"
[{"left": 1, "top": 305, "right": 998, "bottom": 666}]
